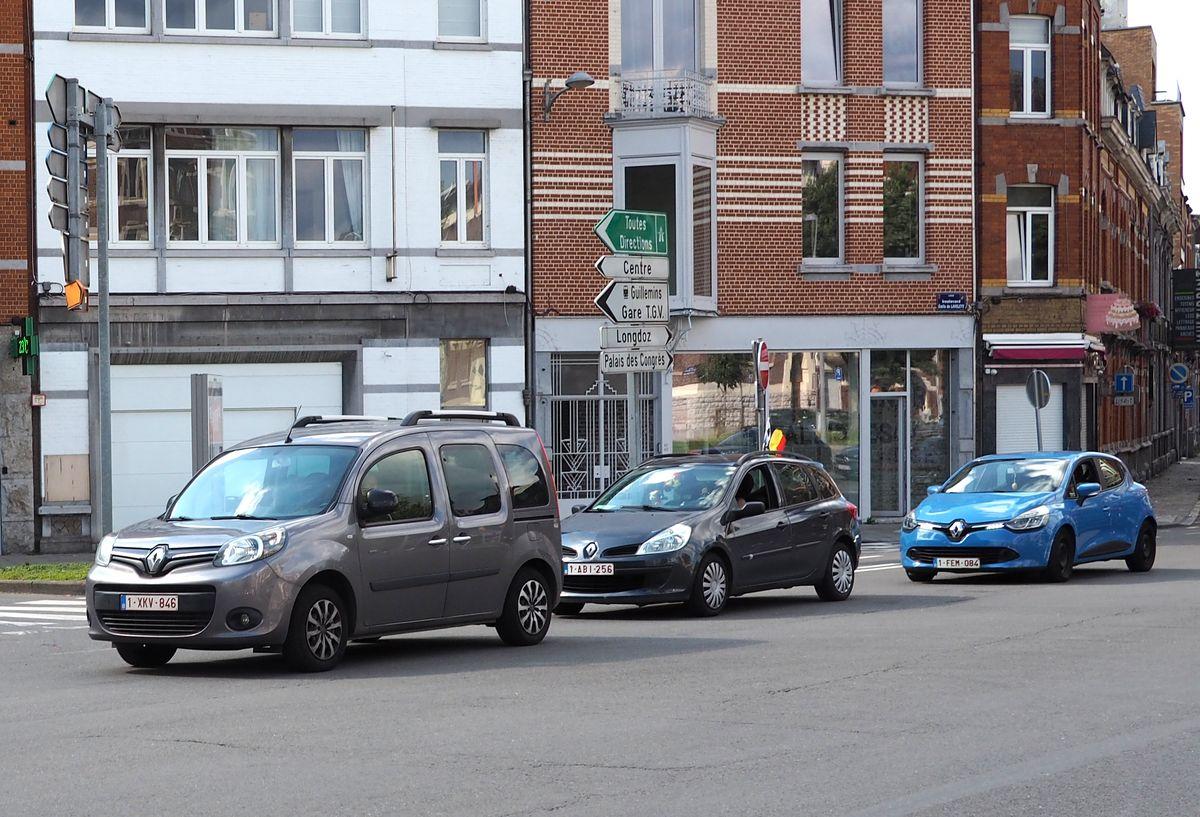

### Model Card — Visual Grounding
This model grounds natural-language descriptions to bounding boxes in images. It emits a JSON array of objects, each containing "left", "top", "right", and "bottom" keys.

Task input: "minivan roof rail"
[
  {"left": 284, "top": 414, "right": 398, "bottom": 443},
  {"left": 400, "top": 410, "right": 522, "bottom": 427}
]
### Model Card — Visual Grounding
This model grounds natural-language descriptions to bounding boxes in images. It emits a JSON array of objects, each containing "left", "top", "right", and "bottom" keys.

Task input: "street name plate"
[
  {"left": 600, "top": 324, "right": 673, "bottom": 350},
  {"left": 594, "top": 280, "right": 669, "bottom": 324},
  {"left": 1114, "top": 394, "right": 1137, "bottom": 407},
  {"left": 594, "top": 210, "right": 669, "bottom": 256},
  {"left": 595, "top": 255, "right": 670, "bottom": 281},
  {"left": 600, "top": 348, "right": 673, "bottom": 374}
]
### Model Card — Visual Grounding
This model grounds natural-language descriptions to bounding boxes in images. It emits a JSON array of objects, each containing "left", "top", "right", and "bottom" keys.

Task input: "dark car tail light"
[{"left": 846, "top": 502, "right": 859, "bottom": 521}]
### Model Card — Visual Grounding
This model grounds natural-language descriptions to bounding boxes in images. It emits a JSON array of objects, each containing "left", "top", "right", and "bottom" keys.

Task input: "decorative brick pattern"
[
  {"left": 884, "top": 96, "right": 928, "bottom": 144},
  {"left": 799, "top": 94, "right": 846, "bottom": 143}
]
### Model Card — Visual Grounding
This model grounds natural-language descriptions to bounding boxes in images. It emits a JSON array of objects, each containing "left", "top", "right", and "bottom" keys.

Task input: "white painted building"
[{"left": 33, "top": 0, "right": 527, "bottom": 544}]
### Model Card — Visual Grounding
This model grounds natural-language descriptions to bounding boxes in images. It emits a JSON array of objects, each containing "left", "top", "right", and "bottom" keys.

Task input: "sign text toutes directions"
[{"left": 594, "top": 210, "right": 669, "bottom": 256}]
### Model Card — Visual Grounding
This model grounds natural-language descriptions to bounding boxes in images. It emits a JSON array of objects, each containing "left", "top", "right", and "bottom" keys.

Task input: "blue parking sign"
[
  {"left": 1185, "top": 389, "right": 1196, "bottom": 409},
  {"left": 1114, "top": 373, "right": 1135, "bottom": 394}
]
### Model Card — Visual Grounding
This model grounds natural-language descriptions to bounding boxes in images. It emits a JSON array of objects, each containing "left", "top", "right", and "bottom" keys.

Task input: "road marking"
[
  {"left": 0, "top": 610, "right": 87, "bottom": 621},
  {"left": 0, "top": 597, "right": 88, "bottom": 630},
  {"left": 857, "top": 564, "right": 904, "bottom": 572}
]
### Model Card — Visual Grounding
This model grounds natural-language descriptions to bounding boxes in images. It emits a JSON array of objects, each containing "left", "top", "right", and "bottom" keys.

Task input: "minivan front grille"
[
  {"left": 93, "top": 585, "right": 216, "bottom": 638},
  {"left": 96, "top": 610, "right": 212, "bottom": 636}
]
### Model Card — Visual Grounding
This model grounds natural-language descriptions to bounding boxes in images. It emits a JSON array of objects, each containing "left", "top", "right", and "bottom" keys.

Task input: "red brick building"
[
  {"left": 530, "top": 0, "right": 976, "bottom": 518},
  {"left": 976, "top": 0, "right": 1196, "bottom": 477},
  {"left": 0, "top": 0, "right": 35, "bottom": 553}
]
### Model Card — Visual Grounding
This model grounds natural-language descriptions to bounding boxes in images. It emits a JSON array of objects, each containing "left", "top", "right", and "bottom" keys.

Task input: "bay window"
[
  {"left": 75, "top": 0, "right": 149, "bottom": 30},
  {"left": 164, "top": 0, "right": 277, "bottom": 35},
  {"left": 438, "top": 131, "right": 487, "bottom": 246},
  {"left": 292, "top": 0, "right": 363, "bottom": 36},
  {"left": 802, "top": 0, "right": 842, "bottom": 85},
  {"left": 1006, "top": 186, "right": 1054, "bottom": 285},
  {"left": 1010, "top": 16, "right": 1051, "bottom": 117},
  {"left": 293, "top": 129, "right": 367, "bottom": 245},
  {"left": 165, "top": 127, "right": 279, "bottom": 246}
]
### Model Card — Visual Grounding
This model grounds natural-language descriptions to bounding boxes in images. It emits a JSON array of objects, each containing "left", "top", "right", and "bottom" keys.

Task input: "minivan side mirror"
[
  {"left": 726, "top": 501, "right": 766, "bottom": 524},
  {"left": 362, "top": 488, "right": 400, "bottom": 518},
  {"left": 1075, "top": 482, "right": 1102, "bottom": 502},
  {"left": 927, "top": 485, "right": 941, "bottom": 496}
]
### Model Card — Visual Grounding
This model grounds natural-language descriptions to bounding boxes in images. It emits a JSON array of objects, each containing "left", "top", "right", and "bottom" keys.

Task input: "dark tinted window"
[
  {"left": 440, "top": 444, "right": 503, "bottom": 517},
  {"left": 498, "top": 444, "right": 550, "bottom": 509},
  {"left": 774, "top": 463, "right": 818, "bottom": 505},
  {"left": 810, "top": 466, "right": 841, "bottom": 499},
  {"left": 359, "top": 449, "right": 433, "bottom": 524},
  {"left": 734, "top": 465, "right": 779, "bottom": 510},
  {"left": 1097, "top": 458, "right": 1125, "bottom": 490}
]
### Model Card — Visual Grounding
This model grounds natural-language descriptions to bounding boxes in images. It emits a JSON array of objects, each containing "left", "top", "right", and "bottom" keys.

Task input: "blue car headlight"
[
  {"left": 902, "top": 511, "right": 918, "bottom": 532},
  {"left": 636, "top": 523, "right": 691, "bottom": 555},
  {"left": 1004, "top": 506, "right": 1050, "bottom": 532}
]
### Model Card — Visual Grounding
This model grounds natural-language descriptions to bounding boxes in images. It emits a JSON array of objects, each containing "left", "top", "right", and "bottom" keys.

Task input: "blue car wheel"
[
  {"left": 1126, "top": 524, "right": 1156, "bottom": 573},
  {"left": 1043, "top": 529, "right": 1075, "bottom": 583}
]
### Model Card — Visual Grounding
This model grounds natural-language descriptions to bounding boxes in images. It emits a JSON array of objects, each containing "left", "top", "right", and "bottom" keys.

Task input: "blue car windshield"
[
  {"left": 942, "top": 459, "right": 1068, "bottom": 494},
  {"left": 169, "top": 445, "right": 359, "bottom": 521},
  {"left": 591, "top": 464, "right": 737, "bottom": 512}
]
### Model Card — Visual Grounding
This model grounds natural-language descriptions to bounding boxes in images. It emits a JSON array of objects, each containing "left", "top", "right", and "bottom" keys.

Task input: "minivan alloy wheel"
[
  {"left": 305, "top": 598, "right": 343, "bottom": 661},
  {"left": 517, "top": 579, "right": 549, "bottom": 635},
  {"left": 702, "top": 560, "right": 728, "bottom": 608}
]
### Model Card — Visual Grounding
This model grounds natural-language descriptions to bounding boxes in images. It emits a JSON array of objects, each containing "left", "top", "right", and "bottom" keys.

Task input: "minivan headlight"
[
  {"left": 95, "top": 533, "right": 117, "bottom": 566},
  {"left": 214, "top": 527, "right": 288, "bottom": 567},
  {"left": 636, "top": 523, "right": 691, "bottom": 555},
  {"left": 1004, "top": 506, "right": 1050, "bottom": 532}
]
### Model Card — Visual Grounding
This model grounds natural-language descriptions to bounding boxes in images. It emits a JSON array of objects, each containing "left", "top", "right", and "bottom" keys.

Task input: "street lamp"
[
  {"left": 542, "top": 71, "right": 596, "bottom": 120},
  {"left": 804, "top": 213, "right": 820, "bottom": 259}
]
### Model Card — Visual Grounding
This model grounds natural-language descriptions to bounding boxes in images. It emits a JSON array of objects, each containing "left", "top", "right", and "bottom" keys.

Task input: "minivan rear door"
[
  {"left": 354, "top": 435, "right": 451, "bottom": 627},
  {"left": 436, "top": 432, "right": 513, "bottom": 619}
]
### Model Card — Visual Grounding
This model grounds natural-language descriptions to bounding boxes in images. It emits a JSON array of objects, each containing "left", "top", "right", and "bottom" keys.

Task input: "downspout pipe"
[{"left": 522, "top": 0, "right": 536, "bottom": 428}]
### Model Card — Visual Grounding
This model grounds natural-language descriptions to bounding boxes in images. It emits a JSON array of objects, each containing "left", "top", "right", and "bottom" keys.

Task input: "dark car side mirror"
[
  {"left": 571, "top": 504, "right": 586, "bottom": 515},
  {"left": 725, "top": 501, "right": 767, "bottom": 524},
  {"left": 1075, "top": 482, "right": 1102, "bottom": 502},
  {"left": 362, "top": 488, "right": 400, "bottom": 518}
]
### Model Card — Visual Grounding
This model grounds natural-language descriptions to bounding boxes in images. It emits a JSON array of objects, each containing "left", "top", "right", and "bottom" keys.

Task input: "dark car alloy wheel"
[
  {"left": 815, "top": 543, "right": 856, "bottom": 601},
  {"left": 687, "top": 553, "right": 729, "bottom": 617}
]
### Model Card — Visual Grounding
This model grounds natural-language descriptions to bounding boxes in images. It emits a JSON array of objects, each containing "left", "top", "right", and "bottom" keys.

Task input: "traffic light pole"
[
  {"left": 65, "top": 78, "right": 83, "bottom": 286},
  {"left": 95, "top": 99, "right": 113, "bottom": 535}
]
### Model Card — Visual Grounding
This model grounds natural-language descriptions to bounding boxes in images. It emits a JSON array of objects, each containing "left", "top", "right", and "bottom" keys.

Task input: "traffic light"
[{"left": 64, "top": 280, "right": 88, "bottom": 312}]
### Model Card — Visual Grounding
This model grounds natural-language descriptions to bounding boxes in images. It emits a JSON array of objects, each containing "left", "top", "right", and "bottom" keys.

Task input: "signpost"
[
  {"left": 754, "top": 339, "right": 770, "bottom": 449},
  {"left": 592, "top": 209, "right": 672, "bottom": 470},
  {"left": 1025, "top": 369, "right": 1052, "bottom": 452}
]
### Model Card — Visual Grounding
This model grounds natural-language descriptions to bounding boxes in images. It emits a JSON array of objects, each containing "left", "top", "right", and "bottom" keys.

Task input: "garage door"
[
  {"left": 111, "top": 363, "right": 342, "bottom": 529},
  {"left": 995, "top": 383, "right": 1064, "bottom": 454}
]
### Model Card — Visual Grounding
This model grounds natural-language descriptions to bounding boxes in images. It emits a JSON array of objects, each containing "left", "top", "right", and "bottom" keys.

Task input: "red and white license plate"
[
  {"left": 120, "top": 593, "right": 179, "bottom": 611},
  {"left": 565, "top": 563, "right": 614, "bottom": 576},
  {"left": 934, "top": 558, "right": 981, "bottom": 569}
]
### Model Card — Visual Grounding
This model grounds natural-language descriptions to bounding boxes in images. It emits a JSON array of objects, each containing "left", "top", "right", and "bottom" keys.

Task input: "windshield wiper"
[
  {"left": 167, "top": 516, "right": 194, "bottom": 521},
  {"left": 208, "top": 514, "right": 278, "bottom": 521}
]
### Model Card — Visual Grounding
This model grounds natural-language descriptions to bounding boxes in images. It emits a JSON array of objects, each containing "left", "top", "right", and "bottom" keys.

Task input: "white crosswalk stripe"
[{"left": 0, "top": 598, "right": 87, "bottom": 632}]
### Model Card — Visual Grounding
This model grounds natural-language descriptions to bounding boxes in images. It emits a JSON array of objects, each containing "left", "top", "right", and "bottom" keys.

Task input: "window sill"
[
  {"left": 64, "top": 31, "right": 373, "bottom": 47},
  {"left": 797, "top": 85, "right": 936, "bottom": 97},
  {"left": 437, "top": 248, "right": 495, "bottom": 258},
  {"left": 433, "top": 40, "right": 493, "bottom": 51},
  {"left": 38, "top": 503, "right": 92, "bottom": 515},
  {"left": 882, "top": 263, "right": 937, "bottom": 280},
  {"left": 799, "top": 263, "right": 882, "bottom": 280}
]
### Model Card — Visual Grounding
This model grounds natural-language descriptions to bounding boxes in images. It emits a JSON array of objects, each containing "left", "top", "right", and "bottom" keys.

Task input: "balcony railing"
[{"left": 616, "top": 70, "right": 716, "bottom": 120}]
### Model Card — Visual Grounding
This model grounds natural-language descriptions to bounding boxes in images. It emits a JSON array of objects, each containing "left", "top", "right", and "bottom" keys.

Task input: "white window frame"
[
  {"left": 437, "top": 132, "right": 489, "bottom": 248},
  {"left": 621, "top": 0, "right": 703, "bottom": 74},
  {"left": 165, "top": 142, "right": 281, "bottom": 248},
  {"left": 1009, "top": 15, "right": 1051, "bottom": 118},
  {"left": 437, "top": 0, "right": 487, "bottom": 44},
  {"left": 1006, "top": 186, "right": 1055, "bottom": 287},
  {"left": 883, "top": 153, "right": 924, "bottom": 265},
  {"left": 74, "top": 0, "right": 151, "bottom": 32},
  {"left": 882, "top": 0, "right": 922, "bottom": 88},
  {"left": 801, "top": 0, "right": 844, "bottom": 86},
  {"left": 163, "top": 0, "right": 279, "bottom": 37},
  {"left": 801, "top": 152, "right": 845, "bottom": 265},
  {"left": 108, "top": 149, "right": 155, "bottom": 248},
  {"left": 293, "top": 136, "right": 368, "bottom": 247},
  {"left": 290, "top": 0, "right": 365, "bottom": 38}
]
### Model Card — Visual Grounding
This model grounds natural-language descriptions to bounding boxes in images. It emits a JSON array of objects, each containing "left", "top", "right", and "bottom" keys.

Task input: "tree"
[{"left": 695, "top": 354, "right": 752, "bottom": 392}]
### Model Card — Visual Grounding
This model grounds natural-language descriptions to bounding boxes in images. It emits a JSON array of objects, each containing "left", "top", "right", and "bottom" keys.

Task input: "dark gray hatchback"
[
  {"left": 558, "top": 452, "right": 861, "bottom": 616},
  {"left": 86, "top": 411, "right": 562, "bottom": 672}
]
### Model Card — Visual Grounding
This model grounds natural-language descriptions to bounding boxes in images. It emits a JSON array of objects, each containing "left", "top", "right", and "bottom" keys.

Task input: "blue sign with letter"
[
  {"left": 834, "top": 367, "right": 844, "bottom": 382},
  {"left": 1184, "top": 388, "right": 1196, "bottom": 409},
  {"left": 936, "top": 293, "right": 969, "bottom": 313},
  {"left": 1114, "top": 373, "right": 1135, "bottom": 394}
]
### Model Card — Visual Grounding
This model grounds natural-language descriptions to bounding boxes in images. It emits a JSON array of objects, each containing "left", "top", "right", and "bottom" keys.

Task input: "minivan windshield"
[
  {"left": 169, "top": 445, "right": 359, "bottom": 521},
  {"left": 941, "top": 458, "right": 1068, "bottom": 494},
  {"left": 591, "top": 464, "right": 737, "bottom": 512}
]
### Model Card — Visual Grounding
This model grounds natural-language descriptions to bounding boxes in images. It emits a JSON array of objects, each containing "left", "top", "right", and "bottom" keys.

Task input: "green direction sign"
[
  {"left": 594, "top": 210, "right": 669, "bottom": 256},
  {"left": 9, "top": 317, "right": 37, "bottom": 376}
]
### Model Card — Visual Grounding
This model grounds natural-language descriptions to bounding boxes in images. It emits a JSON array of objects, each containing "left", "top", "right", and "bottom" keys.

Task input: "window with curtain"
[
  {"left": 802, "top": 154, "right": 842, "bottom": 262},
  {"left": 883, "top": 156, "right": 922, "bottom": 261},
  {"left": 164, "top": 0, "right": 277, "bottom": 34},
  {"left": 438, "top": 0, "right": 483, "bottom": 39},
  {"left": 441, "top": 340, "right": 488, "bottom": 409},
  {"left": 802, "top": 0, "right": 842, "bottom": 84},
  {"left": 438, "top": 131, "right": 486, "bottom": 246},
  {"left": 1010, "top": 16, "right": 1051, "bottom": 116},
  {"left": 1006, "top": 186, "right": 1054, "bottom": 284},
  {"left": 883, "top": 0, "right": 920, "bottom": 85},
  {"left": 292, "top": 0, "right": 362, "bottom": 36},
  {"left": 76, "top": 0, "right": 149, "bottom": 30},
  {"left": 621, "top": 0, "right": 698, "bottom": 74},
  {"left": 165, "top": 127, "right": 279, "bottom": 245},
  {"left": 293, "top": 129, "right": 366, "bottom": 244}
]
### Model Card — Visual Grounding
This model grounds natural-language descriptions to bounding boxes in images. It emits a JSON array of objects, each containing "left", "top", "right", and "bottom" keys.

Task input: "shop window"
[{"left": 908, "top": 350, "right": 951, "bottom": 508}]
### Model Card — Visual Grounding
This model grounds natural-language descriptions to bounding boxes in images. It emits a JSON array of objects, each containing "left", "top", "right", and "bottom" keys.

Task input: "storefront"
[{"left": 535, "top": 315, "right": 975, "bottom": 519}]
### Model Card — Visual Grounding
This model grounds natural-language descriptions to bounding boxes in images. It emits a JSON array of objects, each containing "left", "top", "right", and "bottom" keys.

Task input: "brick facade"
[{"left": 0, "top": 0, "right": 35, "bottom": 553}]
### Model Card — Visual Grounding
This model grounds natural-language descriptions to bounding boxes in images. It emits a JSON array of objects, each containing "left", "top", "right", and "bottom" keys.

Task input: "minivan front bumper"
[{"left": 86, "top": 559, "right": 297, "bottom": 649}]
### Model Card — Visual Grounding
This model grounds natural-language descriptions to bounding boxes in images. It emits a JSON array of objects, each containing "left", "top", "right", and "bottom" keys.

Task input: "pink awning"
[{"left": 991, "top": 347, "right": 1087, "bottom": 361}]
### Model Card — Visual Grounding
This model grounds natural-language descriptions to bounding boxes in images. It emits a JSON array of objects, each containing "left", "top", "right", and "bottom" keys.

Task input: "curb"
[{"left": 0, "top": 580, "right": 85, "bottom": 596}]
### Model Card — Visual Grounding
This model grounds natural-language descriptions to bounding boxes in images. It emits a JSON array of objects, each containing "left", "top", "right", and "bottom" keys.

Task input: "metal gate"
[{"left": 546, "top": 355, "right": 657, "bottom": 501}]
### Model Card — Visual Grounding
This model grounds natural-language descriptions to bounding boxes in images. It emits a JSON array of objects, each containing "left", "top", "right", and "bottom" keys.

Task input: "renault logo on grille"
[
  {"left": 947, "top": 520, "right": 967, "bottom": 541},
  {"left": 583, "top": 542, "right": 598, "bottom": 559},
  {"left": 145, "top": 545, "right": 169, "bottom": 575}
]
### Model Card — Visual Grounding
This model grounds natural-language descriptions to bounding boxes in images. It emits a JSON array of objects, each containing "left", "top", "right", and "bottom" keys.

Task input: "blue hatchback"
[{"left": 900, "top": 452, "right": 1157, "bottom": 582}]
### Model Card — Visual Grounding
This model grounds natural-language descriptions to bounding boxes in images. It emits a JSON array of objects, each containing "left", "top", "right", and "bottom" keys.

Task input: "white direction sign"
[
  {"left": 601, "top": 348, "right": 673, "bottom": 374},
  {"left": 600, "top": 324, "right": 673, "bottom": 350},
  {"left": 594, "top": 280, "right": 669, "bottom": 324},
  {"left": 595, "top": 255, "right": 669, "bottom": 281}
]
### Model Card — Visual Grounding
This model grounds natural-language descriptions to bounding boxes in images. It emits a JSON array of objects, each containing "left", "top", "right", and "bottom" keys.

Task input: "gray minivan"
[{"left": 86, "top": 411, "right": 562, "bottom": 672}]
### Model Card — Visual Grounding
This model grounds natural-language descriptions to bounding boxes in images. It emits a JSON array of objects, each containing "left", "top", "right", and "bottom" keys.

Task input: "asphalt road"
[{"left": 2, "top": 531, "right": 1199, "bottom": 817}]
